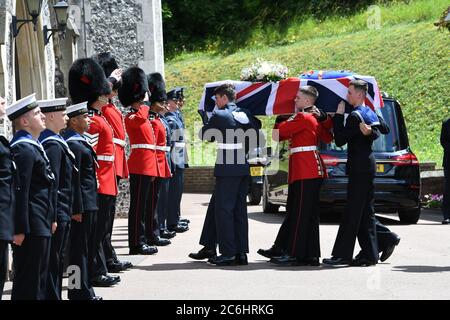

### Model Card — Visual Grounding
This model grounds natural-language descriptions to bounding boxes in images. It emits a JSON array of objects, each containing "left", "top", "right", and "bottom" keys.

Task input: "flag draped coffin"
[{"left": 198, "top": 71, "right": 383, "bottom": 116}]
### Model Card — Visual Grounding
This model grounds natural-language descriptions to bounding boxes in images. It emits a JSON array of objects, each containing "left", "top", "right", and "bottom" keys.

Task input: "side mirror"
[{"left": 266, "top": 146, "right": 272, "bottom": 157}]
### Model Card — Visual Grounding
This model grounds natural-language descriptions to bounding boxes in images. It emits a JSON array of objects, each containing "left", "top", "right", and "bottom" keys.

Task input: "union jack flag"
[{"left": 198, "top": 71, "right": 384, "bottom": 117}]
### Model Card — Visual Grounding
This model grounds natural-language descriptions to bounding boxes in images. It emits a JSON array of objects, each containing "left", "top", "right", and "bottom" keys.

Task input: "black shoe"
[
  {"left": 168, "top": 224, "right": 189, "bottom": 233},
  {"left": 180, "top": 217, "right": 190, "bottom": 224},
  {"left": 90, "top": 296, "right": 103, "bottom": 301},
  {"left": 350, "top": 257, "right": 377, "bottom": 266},
  {"left": 148, "top": 236, "right": 171, "bottom": 246},
  {"left": 91, "top": 275, "right": 119, "bottom": 287},
  {"left": 108, "top": 274, "right": 121, "bottom": 283},
  {"left": 208, "top": 255, "right": 237, "bottom": 266},
  {"left": 322, "top": 257, "right": 352, "bottom": 266},
  {"left": 189, "top": 247, "right": 217, "bottom": 260},
  {"left": 442, "top": 219, "right": 450, "bottom": 225},
  {"left": 257, "top": 246, "right": 284, "bottom": 259},
  {"left": 108, "top": 260, "right": 133, "bottom": 273},
  {"left": 380, "top": 235, "right": 401, "bottom": 262},
  {"left": 160, "top": 229, "right": 176, "bottom": 239},
  {"left": 270, "top": 255, "right": 296, "bottom": 265},
  {"left": 236, "top": 253, "right": 248, "bottom": 265},
  {"left": 292, "top": 257, "right": 320, "bottom": 266},
  {"left": 129, "top": 244, "right": 158, "bottom": 255}
]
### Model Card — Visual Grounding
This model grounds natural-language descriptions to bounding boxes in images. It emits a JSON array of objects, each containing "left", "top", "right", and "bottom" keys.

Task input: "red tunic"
[
  {"left": 102, "top": 103, "right": 129, "bottom": 179},
  {"left": 149, "top": 112, "right": 172, "bottom": 178},
  {"left": 124, "top": 105, "right": 158, "bottom": 177},
  {"left": 85, "top": 110, "right": 118, "bottom": 196},
  {"left": 273, "top": 113, "right": 334, "bottom": 183}
]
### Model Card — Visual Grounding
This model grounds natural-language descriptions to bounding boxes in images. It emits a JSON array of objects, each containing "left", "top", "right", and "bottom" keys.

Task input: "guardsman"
[
  {"left": 37, "top": 98, "right": 73, "bottom": 300},
  {"left": 0, "top": 96, "right": 14, "bottom": 300},
  {"left": 7, "top": 94, "right": 55, "bottom": 300},
  {"left": 119, "top": 67, "right": 158, "bottom": 255},
  {"left": 94, "top": 52, "right": 132, "bottom": 273},
  {"left": 258, "top": 86, "right": 334, "bottom": 266},
  {"left": 323, "top": 80, "right": 389, "bottom": 266},
  {"left": 69, "top": 58, "right": 120, "bottom": 287},
  {"left": 146, "top": 73, "right": 173, "bottom": 245},
  {"left": 197, "top": 83, "right": 259, "bottom": 266},
  {"left": 155, "top": 89, "right": 178, "bottom": 241},
  {"left": 64, "top": 102, "right": 102, "bottom": 300},
  {"left": 166, "top": 88, "right": 189, "bottom": 232}
]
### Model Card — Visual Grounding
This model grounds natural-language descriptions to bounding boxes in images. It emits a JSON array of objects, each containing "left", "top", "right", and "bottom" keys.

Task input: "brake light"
[
  {"left": 391, "top": 153, "right": 419, "bottom": 166},
  {"left": 321, "top": 154, "right": 341, "bottom": 167}
]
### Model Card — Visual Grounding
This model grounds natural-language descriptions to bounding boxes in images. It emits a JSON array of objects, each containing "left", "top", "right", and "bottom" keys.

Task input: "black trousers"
[
  {"left": 128, "top": 174, "right": 158, "bottom": 248},
  {"left": 274, "top": 179, "right": 323, "bottom": 259},
  {"left": 199, "top": 192, "right": 217, "bottom": 250},
  {"left": 11, "top": 235, "right": 51, "bottom": 300},
  {"left": 46, "top": 221, "right": 71, "bottom": 300},
  {"left": 332, "top": 173, "right": 379, "bottom": 261},
  {"left": 92, "top": 194, "right": 115, "bottom": 279},
  {"left": 157, "top": 178, "right": 171, "bottom": 230},
  {"left": 443, "top": 169, "right": 450, "bottom": 220},
  {"left": 214, "top": 176, "right": 249, "bottom": 256},
  {"left": 0, "top": 240, "right": 8, "bottom": 300},
  {"left": 375, "top": 219, "right": 398, "bottom": 252},
  {"left": 103, "top": 177, "right": 121, "bottom": 267},
  {"left": 167, "top": 168, "right": 184, "bottom": 227},
  {"left": 145, "top": 178, "right": 161, "bottom": 242},
  {"left": 68, "top": 211, "right": 96, "bottom": 300}
]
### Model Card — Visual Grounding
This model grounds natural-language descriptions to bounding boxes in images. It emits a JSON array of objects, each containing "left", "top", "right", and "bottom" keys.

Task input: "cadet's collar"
[
  {"left": 11, "top": 130, "right": 34, "bottom": 145},
  {"left": 88, "top": 106, "right": 101, "bottom": 115},
  {"left": 63, "top": 129, "right": 83, "bottom": 140},
  {"left": 39, "top": 129, "right": 59, "bottom": 142}
]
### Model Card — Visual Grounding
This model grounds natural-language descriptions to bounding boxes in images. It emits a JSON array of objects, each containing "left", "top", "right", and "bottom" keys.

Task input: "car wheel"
[
  {"left": 248, "top": 185, "right": 262, "bottom": 205},
  {"left": 262, "top": 179, "right": 279, "bottom": 213},
  {"left": 398, "top": 206, "right": 421, "bottom": 224}
]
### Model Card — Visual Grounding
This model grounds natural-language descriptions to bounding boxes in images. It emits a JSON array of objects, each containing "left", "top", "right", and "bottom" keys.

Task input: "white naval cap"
[
  {"left": 38, "top": 98, "right": 68, "bottom": 113},
  {"left": 6, "top": 93, "right": 38, "bottom": 121},
  {"left": 66, "top": 101, "right": 89, "bottom": 118}
]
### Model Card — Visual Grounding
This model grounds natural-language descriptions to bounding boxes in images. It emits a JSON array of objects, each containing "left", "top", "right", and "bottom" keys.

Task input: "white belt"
[
  {"left": 131, "top": 144, "right": 156, "bottom": 150},
  {"left": 174, "top": 142, "right": 186, "bottom": 148},
  {"left": 217, "top": 143, "right": 243, "bottom": 150},
  {"left": 97, "top": 155, "right": 115, "bottom": 162},
  {"left": 156, "top": 146, "right": 171, "bottom": 152},
  {"left": 290, "top": 146, "right": 317, "bottom": 154},
  {"left": 113, "top": 138, "right": 126, "bottom": 147}
]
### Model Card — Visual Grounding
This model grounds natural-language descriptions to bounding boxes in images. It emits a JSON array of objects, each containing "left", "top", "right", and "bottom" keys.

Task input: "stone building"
[{"left": 1, "top": 0, "right": 164, "bottom": 138}]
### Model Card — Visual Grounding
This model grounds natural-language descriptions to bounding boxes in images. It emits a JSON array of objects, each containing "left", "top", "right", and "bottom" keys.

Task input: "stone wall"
[{"left": 184, "top": 167, "right": 215, "bottom": 193}]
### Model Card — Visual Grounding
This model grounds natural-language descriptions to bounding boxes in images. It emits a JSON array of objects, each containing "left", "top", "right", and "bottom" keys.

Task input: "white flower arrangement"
[{"left": 240, "top": 59, "right": 289, "bottom": 82}]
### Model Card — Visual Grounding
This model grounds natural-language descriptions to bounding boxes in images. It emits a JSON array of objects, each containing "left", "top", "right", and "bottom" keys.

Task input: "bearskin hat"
[
  {"left": 147, "top": 72, "right": 167, "bottom": 104},
  {"left": 69, "top": 58, "right": 111, "bottom": 106},
  {"left": 118, "top": 67, "right": 148, "bottom": 107},
  {"left": 94, "top": 52, "right": 119, "bottom": 78}
]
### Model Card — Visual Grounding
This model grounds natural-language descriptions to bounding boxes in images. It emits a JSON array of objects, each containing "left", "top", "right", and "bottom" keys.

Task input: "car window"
[{"left": 321, "top": 100, "right": 401, "bottom": 153}]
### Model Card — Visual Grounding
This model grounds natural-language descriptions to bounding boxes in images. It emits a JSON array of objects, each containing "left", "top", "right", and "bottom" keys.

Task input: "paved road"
[{"left": 3, "top": 193, "right": 450, "bottom": 300}]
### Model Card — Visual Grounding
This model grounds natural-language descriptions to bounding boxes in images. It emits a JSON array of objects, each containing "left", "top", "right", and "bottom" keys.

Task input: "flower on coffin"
[{"left": 240, "top": 59, "right": 289, "bottom": 82}]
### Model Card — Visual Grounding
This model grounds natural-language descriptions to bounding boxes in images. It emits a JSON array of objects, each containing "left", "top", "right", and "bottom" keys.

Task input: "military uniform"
[
  {"left": 64, "top": 125, "right": 98, "bottom": 300},
  {"left": 10, "top": 130, "right": 55, "bottom": 300},
  {"left": 0, "top": 135, "right": 14, "bottom": 300},
  {"left": 200, "top": 103, "right": 258, "bottom": 260},
  {"left": 147, "top": 111, "right": 171, "bottom": 242},
  {"left": 271, "top": 112, "right": 333, "bottom": 261},
  {"left": 124, "top": 104, "right": 159, "bottom": 251},
  {"left": 329, "top": 107, "right": 389, "bottom": 263}
]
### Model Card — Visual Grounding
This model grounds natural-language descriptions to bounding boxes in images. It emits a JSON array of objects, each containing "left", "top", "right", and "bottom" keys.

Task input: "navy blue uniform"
[
  {"left": 64, "top": 130, "right": 97, "bottom": 300},
  {"left": 10, "top": 130, "right": 55, "bottom": 300},
  {"left": 0, "top": 136, "right": 14, "bottom": 299},
  {"left": 331, "top": 112, "right": 389, "bottom": 262},
  {"left": 200, "top": 103, "right": 258, "bottom": 256},
  {"left": 39, "top": 129, "right": 76, "bottom": 300}
]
